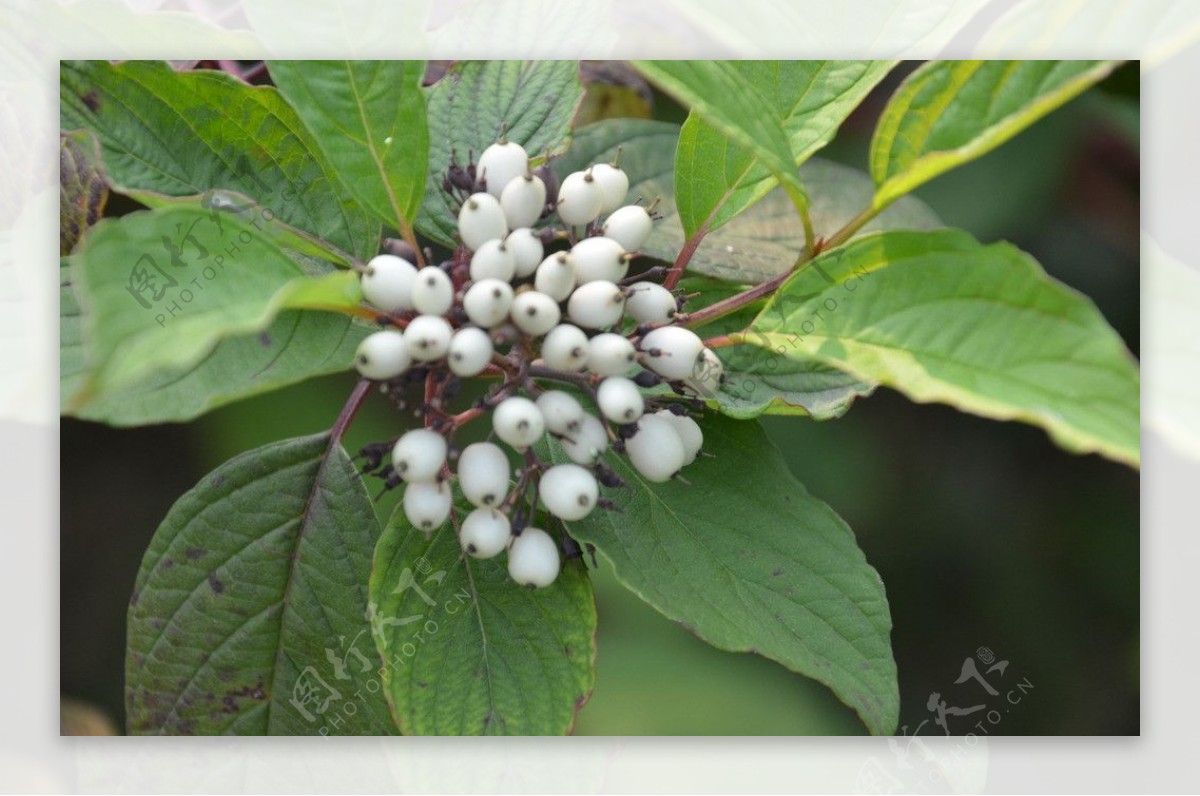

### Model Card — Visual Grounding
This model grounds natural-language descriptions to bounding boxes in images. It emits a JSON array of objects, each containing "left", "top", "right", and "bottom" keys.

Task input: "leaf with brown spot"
[{"left": 60, "top": 131, "right": 108, "bottom": 255}]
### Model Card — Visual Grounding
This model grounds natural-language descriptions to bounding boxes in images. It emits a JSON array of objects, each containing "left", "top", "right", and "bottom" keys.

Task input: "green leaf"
[
  {"left": 370, "top": 501, "right": 597, "bottom": 735},
  {"left": 548, "top": 414, "right": 898, "bottom": 735},
  {"left": 870, "top": 60, "right": 1119, "bottom": 208},
  {"left": 268, "top": 60, "right": 429, "bottom": 242},
  {"left": 126, "top": 433, "right": 393, "bottom": 735},
  {"left": 60, "top": 60, "right": 378, "bottom": 260},
  {"left": 634, "top": 60, "right": 812, "bottom": 230},
  {"left": 60, "top": 130, "right": 108, "bottom": 255},
  {"left": 746, "top": 230, "right": 1140, "bottom": 467},
  {"left": 675, "top": 61, "right": 893, "bottom": 238},
  {"left": 71, "top": 203, "right": 363, "bottom": 402},
  {"left": 416, "top": 60, "right": 584, "bottom": 247},
  {"left": 556, "top": 120, "right": 939, "bottom": 284}
]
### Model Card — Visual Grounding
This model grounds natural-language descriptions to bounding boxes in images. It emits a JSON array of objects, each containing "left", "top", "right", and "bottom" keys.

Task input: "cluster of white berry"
[{"left": 351, "top": 137, "right": 723, "bottom": 588}]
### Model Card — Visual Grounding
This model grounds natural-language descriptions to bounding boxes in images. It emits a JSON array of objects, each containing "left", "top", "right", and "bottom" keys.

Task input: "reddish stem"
[
  {"left": 664, "top": 225, "right": 709, "bottom": 291},
  {"left": 331, "top": 379, "right": 373, "bottom": 443}
]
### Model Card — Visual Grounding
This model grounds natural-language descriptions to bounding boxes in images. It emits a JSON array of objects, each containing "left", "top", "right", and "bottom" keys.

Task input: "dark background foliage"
[{"left": 61, "top": 62, "right": 1139, "bottom": 735}]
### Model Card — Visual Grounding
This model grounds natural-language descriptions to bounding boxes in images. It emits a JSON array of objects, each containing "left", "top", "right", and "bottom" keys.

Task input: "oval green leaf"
[
  {"left": 370, "top": 502, "right": 597, "bottom": 735},
  {"left": 126, "top": 433, "right": 392, "bottom": 735}
]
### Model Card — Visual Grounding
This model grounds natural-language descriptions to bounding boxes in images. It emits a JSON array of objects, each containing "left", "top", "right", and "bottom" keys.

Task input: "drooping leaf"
[
  {"left": 60, "top": 130, "right": 108, "bottom": 254},
  {"left": 268, "top": 60, "right": 429, "bottom": 243},
  {"left": 869, "top": 59, "right": 1119, "bottom": 208},
  {"left": 548, "top": 414, "right": 898, "bottom": 735},
  {"left": 370, "top": 499, "right": 597, "bottom": 735},
  {"left": 71, "top": 204, "right": 364, "bottom": 402},
  {"left": 126, "top": 434, "right": 393, "bottom": 735},
  {"left": 416, "top": 60, "right": 584, "bottom": 247},
  {"left": 60, "top": 59, "right": 378, "bottom": 260},
  {"left": 745, "top": 229, "right": 1141, "bottom": 467},
  {"left": 674, "top": 60, "right": 893, "bottom": 238},
  {"left": 634, "top": 60, "right": 812, "bottom": 227},
  {"left": 556, "top": 120, "right": 939, "bottom": 284}
]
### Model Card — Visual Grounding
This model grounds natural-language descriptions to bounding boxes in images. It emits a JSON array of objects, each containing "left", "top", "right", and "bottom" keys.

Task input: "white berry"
[
  {"left": 625, "top": 414, "right": 685, "bottom": 483},
  {"left": 459, "top": 507, "right": 511, "bottom": 559},
  {"left": 586, "top": 332, "right": 636, "bottom": 376},
  {"left": 534, "top": 252, "right": 576, "bottom": 302},
  {"left": 478, "top": 141, "right": 529, "bottom": 198},
  {"left": 684, "top": 347, "right": 724, "bottom": 397},
  {"left": 561, "top": 412, "right": 608, "bottom": 465},
  {"left": 540, "top": 323, "right": 590, "bottom": 372},
  {"left": 536, "top": 390, "right": 585, "bottom": 436},
  {"left": 403, "top": 480, "right": 452, "bottom": 532},
  {"left": 448, "top": 326, "right": 493, "bottom": 377},
  {"left": 405, "top": 314, "right": 453, "bottom": 362},
  {"left": 591, "top": 162, "right": 629, "bottom": 214},
  {"left": 469, "top": 239, "right": 515, "bottom": 283},
  {"left": 458, "top": 192, "right": 508, "bottom": 250},
  {"left": 500, "top": 173, "right": 546, "bottom": 229},
  {"left": 457, "top": 441, "right": 511, "bottom": 508},
  {"left": 361, "top": 254, "right": 417, "bottom": 312},
  {"left": 657, "top": 409, "right": 703, "bottom": 465},
  {"left": 556, "top": 170, "right": 603, "bottom": 227},
  {"left": 510, "top": 290, "right": 561, "bottom": 337},
  {"left": 639, "top": 325, "right": 704, "bottom": 380},
  {"left": 567, "top": 280, "right": 626, "bottom": 330},
  {"left": 570, "top": 236, "right": 628, "bottom": 284},
  {"left": 507, "top": 527, "right": 560, "bottom": 588},
  {"left": 597, "top": 376, "right": 644, "bottom": 424},
  {"left": 507, "top": 228, "right": 544, "bottom": 277},
  {"left": 463, "top": 279, "right": 514, "bottom": 328},
  {"left": 354, "top": 330, "right": 411, "bottom": 380},
  {"left": 624, "top": 282, "right": 677, "bottom": 324},
  {"left": 392, "top": 428, "right": 447, "bottom": 483},
  {"left": 492, "top": 395, "right": 545, "bottom": 449},
  {"left": 411, "top": 266, "right": 454, "bottom": 316},
  {"left": 603, "top": 205, "right": 653, "bottom": 251},
  {"left": 539, "top": 464, "right": 599, "bottom": 521}
]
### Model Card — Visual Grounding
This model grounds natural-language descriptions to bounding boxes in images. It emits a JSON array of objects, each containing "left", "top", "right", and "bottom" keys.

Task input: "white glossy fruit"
[
  {"left": 540, "top": 323, "right": 590, "bottom": 372},
  {"left": 411, "top": 266, "right": 454, "bottom": 316},
  {"left": 361, "top": 254, "right": 417, "bottom": 312},
  {"left": 404, "top": 314, "right": 453, "bottom": 362},
  {"left": 510, "top": 290, "right": 561, "bottom": 337},
  {"left": 506, "top": 228, "right": 544, "bottom": 277},
  {"left": 458, "top": 192, "right": 508, "bottom": 250},
  {"left": 591, "top": 162, "right": 629, "bottom": 214},
  {"left": 448, "top": 326, "right": 493, "bottom": 377},
  {"left": 561, "top": 412, "right": 608, "bottom": 465},
  {"left": 684, "top": 347, "right": 724, "bottom": 397},
  {"left": 556, "top": 170, "right": 603, "bottom": 226},
  {"left": 462, "top": 279, "right": 514, "bottom": 328},
  {"left": 492, "top": 395, "right": 545, "bottom": 449},
  {"left": 586, "top": 332, "right": 637, "bottom": 376},
  {"left": 603, "top": 204, "right": 653, "bottom": 251},
  {"left": 469, "top": 239, "right": 515, "bottom": 282},
  {"left": 570, "top": 236, "right": 627, "bottom": 284},
  {"left": 567, "top": 280, "right": 626, "bottom": 330},
  {"left": 596, "top": 376, "right": 644, "bottom": 424},
  {"left": 535, "top": 390, "right": 585, "bottom": 435},
  {"left": 534, "top": 252, "right": 576, "bottom": 302},
  {"left": 404, "top": 480, "right": 452, "bottom": 532},
  {"left": 625, "top": 414, "right": 686, "bottom": 483},
  {"left": 638, "top": 325, "right": 704, "bottom": 380},
  {"left": 657, "top": 409, "right": 703, "bottom": 465},
  {"left": 392, "top": 428, "right": 447, "bottom": 483},
  {"left": 354, "top": 330, "right": 411, "bottom": 380},
  {"left": 457, "top": 442, "right": 511, "bottom": 508},
  {"left": 478, "top": 140, "right": 529, "bottom": 198},
  {"left": 539, "top": 464, "right": 599, "bottom": 521},
  {"left": 624, "top": 281, "right": 677, "bottom": 324},
  {"left": 459, "top": 507, "right": 511, "bottom": 559},
  {"left": 507, "top": 527, "right": 561, "bottom": 588},
  {"left": 500, "top": 173, "right": 546, "bottom": 229}
]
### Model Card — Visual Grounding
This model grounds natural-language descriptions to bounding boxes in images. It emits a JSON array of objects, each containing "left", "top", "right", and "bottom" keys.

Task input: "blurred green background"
[{"left": 60, "top": 62, "right": 1139, "bottom": 736}]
